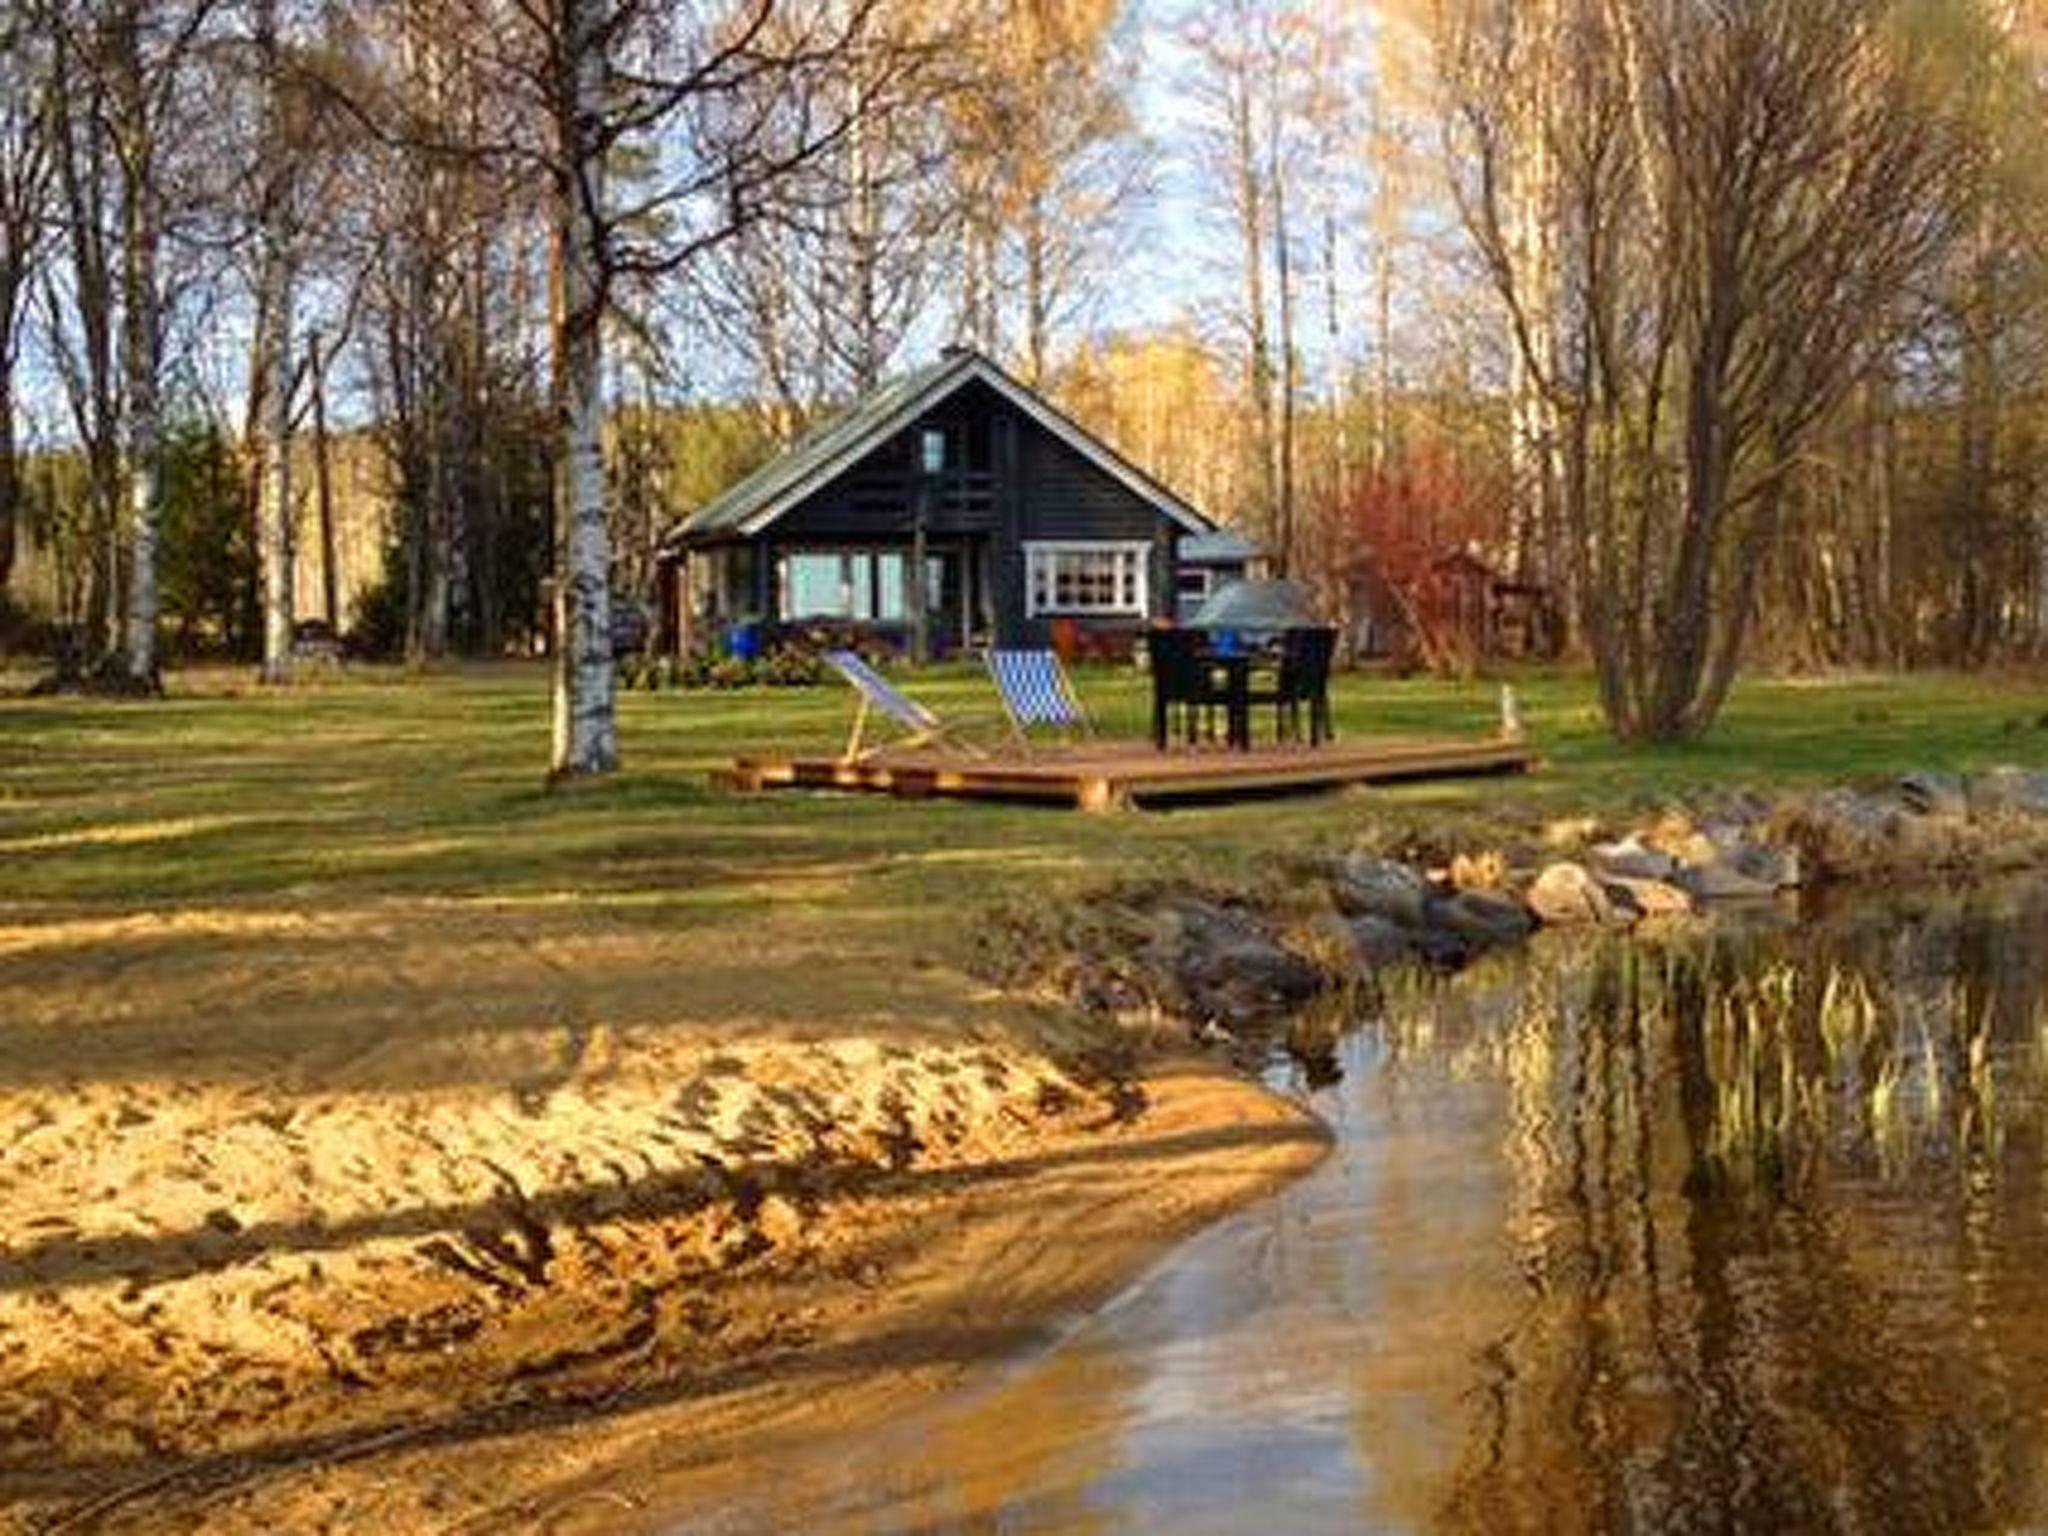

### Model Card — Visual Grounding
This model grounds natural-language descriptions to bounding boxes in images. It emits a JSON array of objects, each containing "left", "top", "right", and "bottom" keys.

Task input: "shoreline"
[
  {"left": 0, "top": 1048, "right": 1326, "bottom": 1534},
  {"left": 9, "top": 764, "right": 2048, "bottom": 1531}
]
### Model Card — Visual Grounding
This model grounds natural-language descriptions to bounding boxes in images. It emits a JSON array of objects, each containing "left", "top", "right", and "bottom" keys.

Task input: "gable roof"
[{"left": 671, "top": 347, "right": 1215, "bottom": 546}]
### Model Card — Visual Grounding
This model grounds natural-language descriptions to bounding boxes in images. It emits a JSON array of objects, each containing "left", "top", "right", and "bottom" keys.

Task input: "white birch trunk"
[
  {"left": 1503, "top": 0, "right": 1562, "bottom": 587},
  {"left": 118, "top": 108, "right": 161, "bottom": 686},
  {"left": 257, "top": 0, "right": 295, "bottom": 684},
  {"left": 257, "top": 255, "right": 295, "bottom": 682},
  {"left": 549, "top": 0, "right": 617, "bottom": 777}
]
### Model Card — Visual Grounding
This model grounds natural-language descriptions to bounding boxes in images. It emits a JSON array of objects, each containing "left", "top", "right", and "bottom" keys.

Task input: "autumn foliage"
[{"left": 1331, "top": 442, "right": 1511, "bottom": 677}]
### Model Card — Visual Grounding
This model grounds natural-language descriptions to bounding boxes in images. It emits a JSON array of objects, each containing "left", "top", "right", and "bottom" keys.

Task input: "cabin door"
[{"left": 926, "top": 545, "right": 974, "bottom": 654}]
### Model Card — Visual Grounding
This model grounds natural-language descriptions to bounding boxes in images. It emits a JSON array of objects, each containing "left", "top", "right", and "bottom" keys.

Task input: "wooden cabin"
[{"left": 656, "top": 348, "right": 1220, "bottom": 659}]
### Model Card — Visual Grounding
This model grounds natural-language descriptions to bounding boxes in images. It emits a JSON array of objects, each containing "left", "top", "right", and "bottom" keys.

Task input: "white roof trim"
[{"left": 733, "top": 354, "right": 1214, "bottom": 539}]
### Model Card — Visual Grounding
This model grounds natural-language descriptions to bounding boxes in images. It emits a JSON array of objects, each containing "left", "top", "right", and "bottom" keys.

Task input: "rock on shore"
[{"left": 1002, "top": 765, "right": 2048, "bottom": 1059}]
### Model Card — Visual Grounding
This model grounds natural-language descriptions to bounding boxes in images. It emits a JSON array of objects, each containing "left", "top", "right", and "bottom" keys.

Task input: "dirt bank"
[{"left": 0, "top": 935, "right": 1323, "bottom": 1534}]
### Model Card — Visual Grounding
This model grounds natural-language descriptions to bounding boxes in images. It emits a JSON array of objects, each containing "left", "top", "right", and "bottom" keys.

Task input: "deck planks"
[{"left": 718, "top": 736, "right": 1536, "bottom": 812}]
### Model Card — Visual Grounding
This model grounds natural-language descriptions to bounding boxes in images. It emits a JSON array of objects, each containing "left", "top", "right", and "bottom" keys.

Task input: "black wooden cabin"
[{"left": 656, "top": 348, "right": 1218, "bottom": 658}]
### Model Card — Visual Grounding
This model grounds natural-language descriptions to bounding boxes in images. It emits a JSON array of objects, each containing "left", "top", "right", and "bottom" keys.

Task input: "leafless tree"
[
  {"left": 1437, "top": 0, "right": 1958, "bottom": 739},
  {"left": 0, "top": 12, "right": 55, "bottom": 602}
]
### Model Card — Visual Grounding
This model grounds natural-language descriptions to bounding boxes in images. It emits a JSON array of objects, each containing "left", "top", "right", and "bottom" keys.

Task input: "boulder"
[
  {"left": 1898, "top": 770, "right": 1968, "bottom": 820},
  {"left": 1679, "top": 823, "right": 1810, "bottom": 897},
  {"left": 1330, "top": 853, "right": 1431, "bottom": 929},
  {"left": 1588, "top": 833, "right": 1679, "bottom": 883},
  {"left": 1776, "top": 789, "right": 1905, "bottom": 879},
  {"left": 1178, "top": 939, "right": 1325, "bottom": 1028},
  {"left": 1643, "top": 813, "right": 1716, "bottom": 868},
  {"left": 1968, "top": 767, "right": 2048, "bottom": 819},
  {"left": 1343, "top": 914, "right": 1416, "bottom": 969},
  {"left": 1672, "top": 860, "right": 1779, "bottom": 902},
  {"left": 1524, "top": 862, "right": 1627, "bottom": 927},
  {"left": 1409, "top": 925, "right": 1473, "bottom": 973},
  {"left": 1541, "top": 816, "right": 1602, "bottom": 851},
  {"left": 1424, "top": 889, "right": 1536, "bottom": 951},
  {"left": 1602, "top": 875, "right": 1695, "bottom": 918},
  {"left": 1166, "top": 899, "right": 1327, "bottom": 1028}
]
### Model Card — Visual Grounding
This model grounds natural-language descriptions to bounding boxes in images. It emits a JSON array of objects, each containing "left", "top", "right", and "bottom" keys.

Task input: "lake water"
[{"left": 670, "top": 881, "right": 2048, "bottom": 1535}]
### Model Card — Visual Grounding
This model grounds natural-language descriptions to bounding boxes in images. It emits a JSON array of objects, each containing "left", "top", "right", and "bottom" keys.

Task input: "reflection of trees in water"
[{"left": 1383, "top": 884, "right": 2048, "bottom": 1534}]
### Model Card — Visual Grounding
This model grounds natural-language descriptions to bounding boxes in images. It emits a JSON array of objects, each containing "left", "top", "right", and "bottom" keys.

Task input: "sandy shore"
[{"left": 0, "top": 919, "right": 1324, "bottom": 1536}]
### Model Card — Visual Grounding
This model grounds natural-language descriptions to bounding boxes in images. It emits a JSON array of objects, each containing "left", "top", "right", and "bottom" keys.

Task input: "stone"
[
  {"left": 1409, "top": 926, "right": 1472, "bottom": 973},
  {"left": 1672, "top": 860, "right": 1779, "bottom": 902},
  {"left": 1775, "top": 789, "right": 1904, "bottom": 879},
  {"left": 1171, "top": 902, "right": 1327, "bottom": 1028},
  {"left": 1343, "top": 914, "right": 1415, "bottom": 969},
  {"left": 1898, "top": 771, "right": 1968, "bottom": 820},
  {"left": 1541, "top": 816, "right": 1602, "bottom": 851},
  {"left": 1601, "top": 875, "right": 1694, "bottom": 918},
  {"left": 1968, "top": 767, "right": 2048, "bottom": 819},
  {"left": 1424, "top": 889, "right": 1536, "bottom": 951},
  {"left": 1524, "top": 862, "right": 1627, "bottom": 927},
  {"left": 1330, "top": 853, "right": 1431, "bottom": 929},
  {"left": 1588, "top": 833, "right": 1679, "bottom": 883},
  {"left": 1643, "top": 813, "right": 1713, "bottom": 866},
  {"left": 1720, "top": 837, "right": 1801, "bottom": 890}
]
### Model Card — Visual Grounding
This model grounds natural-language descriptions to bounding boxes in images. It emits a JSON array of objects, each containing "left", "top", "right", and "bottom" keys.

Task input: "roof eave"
[{"left": 671, "top": 349, "right": 1217, "bottom": 546}]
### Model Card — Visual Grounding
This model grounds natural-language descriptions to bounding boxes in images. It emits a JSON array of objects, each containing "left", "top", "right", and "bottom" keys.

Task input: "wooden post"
[{"left": 910, "top": 493, "right": 929, "bottom": 666}]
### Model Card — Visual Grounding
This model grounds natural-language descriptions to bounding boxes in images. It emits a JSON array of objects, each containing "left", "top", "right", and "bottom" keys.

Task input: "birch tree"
[
  {"left": 1437, "top": 0, "right": 1956, "bottom": 740},
  {"left": 479, "top": 0, "right": 899, "bottom": 776},
  {"left": 948, "top": 0, "right": 1146, "bottom": 386},
  {"left": 62, "top": 0, "right": 225, "bottom": 687},
  {"left": 250, "top": 0, "right": 300, "bottom": 683},
  {"left": 0, "top": 14, "right": 53, "bottom": 601},
  {"left": 690, "top": 0, "right": 953, "bottom": 417}
]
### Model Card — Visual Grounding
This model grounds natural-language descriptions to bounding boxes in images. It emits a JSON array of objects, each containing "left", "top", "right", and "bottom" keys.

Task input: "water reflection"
[{"left": 667, "top": 881, "right": 2048, "bottom": 1535}]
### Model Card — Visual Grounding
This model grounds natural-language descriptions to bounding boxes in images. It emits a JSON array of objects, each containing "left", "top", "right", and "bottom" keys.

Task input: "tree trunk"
[
  {"left": 309, "top": 329, "right": 339, "bottom": 627},
  {"left": 256, "top": 0, "right": 296, "bottom": 684},
  {"left": 1503, "top": 0, "right": 1562, "bottom": 591},
  {"left": 257, "top": 256, "right": 295, "bottom": 680},
  {"left": 1023, "top": 189, "right": 1049, "bottom": 389},
  {"left": 549, "top": 0, "right": 617, "bottom": 779},
  {"left": 119, "top": 157, "right": 161, "bottom": 687},
  {"left": 1272, "top": 145, "right": 1296, "bottom": 577},
  {"left": 0, "top": 374, "right": 16, "bottom": 595},
  {"left": 1958, "top": 231, "right": 1998, "bottom": 666},
  {"left": 1230, "top": 57, "right": 1275, "bottom": 546}
]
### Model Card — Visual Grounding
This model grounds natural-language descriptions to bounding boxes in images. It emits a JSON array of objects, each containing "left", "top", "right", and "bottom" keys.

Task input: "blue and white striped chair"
[
  {"left": 984, "top": 648, "right": 1093, "bottom": 750},
  {"left": 823, "top": 650, "right": 982, "bottom": 763}
]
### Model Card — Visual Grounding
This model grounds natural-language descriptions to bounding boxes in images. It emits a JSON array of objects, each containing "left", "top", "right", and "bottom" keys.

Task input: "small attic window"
[{"left": 919, "top": 426, "right": 947, "bottom": 476}]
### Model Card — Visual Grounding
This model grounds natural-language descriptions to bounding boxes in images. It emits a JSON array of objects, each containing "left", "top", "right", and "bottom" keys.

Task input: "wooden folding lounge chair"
[
  {"left": 823, "top": 650, "right": 984, "bottom": 763},
  {"left": 984, "top": 648, "right": 1094, "bottom": 750}
]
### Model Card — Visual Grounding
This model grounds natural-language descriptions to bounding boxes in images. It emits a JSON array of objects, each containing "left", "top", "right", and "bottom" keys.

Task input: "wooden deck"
[{"left": 718, "top": 736, "right": 1537, "bottom": 812}]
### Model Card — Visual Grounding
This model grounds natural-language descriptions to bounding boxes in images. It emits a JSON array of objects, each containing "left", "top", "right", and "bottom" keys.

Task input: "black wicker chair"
[
  {"left": 1145, "top": 628, "right": 1229, "bottom": 748},
  {"left": 1263, "top": 627, "right": 1336, "bottom": 746}
]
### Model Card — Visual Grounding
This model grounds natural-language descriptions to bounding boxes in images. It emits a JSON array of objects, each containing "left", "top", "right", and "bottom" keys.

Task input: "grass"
[
  {"left": 1, "top": 660, "right": 2043, "bottom": 1089},
  {"left": 5, "top": 658, "right": 2045, "bottom": 910}
]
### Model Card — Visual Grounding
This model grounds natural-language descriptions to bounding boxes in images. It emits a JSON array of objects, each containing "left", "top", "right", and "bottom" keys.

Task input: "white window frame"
[{"left": 1023, "top": 540, "right": 1151, "bottom": 618}]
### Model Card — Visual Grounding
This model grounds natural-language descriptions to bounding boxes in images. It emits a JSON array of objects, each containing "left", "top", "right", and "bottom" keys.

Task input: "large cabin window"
[
  {"left": 1024, "top": 541, "right": 1149, "bottom": 618},
  {"left": 779, "top": 549, "right": 942, "bottom": 623}
]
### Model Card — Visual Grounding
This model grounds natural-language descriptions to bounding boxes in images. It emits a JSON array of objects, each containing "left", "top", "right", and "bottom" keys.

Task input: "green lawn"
[
  {"left": 5, "top": 660, "right": 2046, "bottom": 911},
  {"left": 2, "top": 661, "right": 2043, "bottom": 1087}
]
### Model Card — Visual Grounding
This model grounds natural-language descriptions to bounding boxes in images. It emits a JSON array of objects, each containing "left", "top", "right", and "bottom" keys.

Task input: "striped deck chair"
[
  {"left": 823, "top": 650, "right": 981, "bottom": 763},
  {"left": 985, "top": 648, "right": 1093, "bottom": 749}
]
